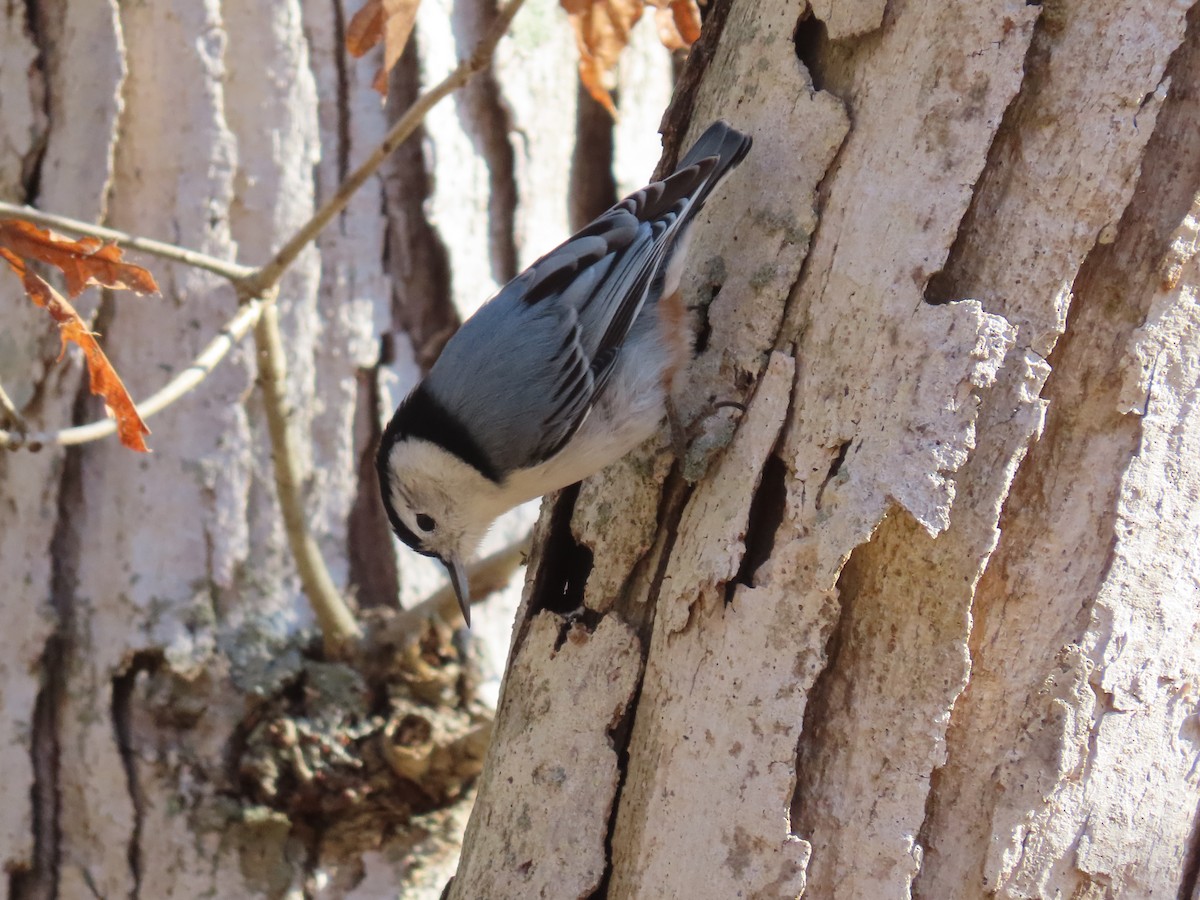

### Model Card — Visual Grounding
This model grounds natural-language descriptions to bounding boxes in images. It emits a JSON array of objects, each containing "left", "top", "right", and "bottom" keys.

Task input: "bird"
[{"left": 376, "top": 120, "right": 752, "bottom": 625}]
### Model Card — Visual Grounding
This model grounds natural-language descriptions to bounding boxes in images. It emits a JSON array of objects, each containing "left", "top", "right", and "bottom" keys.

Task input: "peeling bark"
[
  {"left": 456, "top": 0, "right": 1200, "bottom": 898},
  {"left": 4, "top": 0, "right": 1196, "bottom": 896}
]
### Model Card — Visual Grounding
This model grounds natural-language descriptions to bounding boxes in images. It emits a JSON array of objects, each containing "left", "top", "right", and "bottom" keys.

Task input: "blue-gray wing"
[{"left": 420, "top": 121, "right": 752, "bottom": 476}]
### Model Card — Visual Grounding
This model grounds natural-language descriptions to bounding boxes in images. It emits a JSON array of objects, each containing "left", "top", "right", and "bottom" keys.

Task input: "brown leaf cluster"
[
  {"left": 562, "top": 0, "right": 702, "bottom": 117},
  {"left": 0, "top": 219, "right": 158, "bottom": 452},
  {"left": 347, "top": 0, "right": 421, "bottom": 96}
]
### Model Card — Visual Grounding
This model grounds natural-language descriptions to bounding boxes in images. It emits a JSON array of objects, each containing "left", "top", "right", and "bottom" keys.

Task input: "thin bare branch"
[
  {"left": 1, "top": 0, "right": 527, "bottom": 456},
  {"left": 233, "top": 0, "right": 527, "bottom": 654},
  {"left": 0, "top": 380, "right": 28, "bottom": 433},
  {"left": 0, "top": 202, "right": 254, "bottom": 283},
  {"left": 253, "top": 300, "right": 363, "bottom": 655},
  {"left": 239, "top": 0, "right": 527, "bottom": 297}
]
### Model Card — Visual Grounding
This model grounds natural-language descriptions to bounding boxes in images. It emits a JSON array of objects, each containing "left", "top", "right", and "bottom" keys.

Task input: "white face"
[{"left": 378, "top": 437, "right": 498, "bottom": 567}]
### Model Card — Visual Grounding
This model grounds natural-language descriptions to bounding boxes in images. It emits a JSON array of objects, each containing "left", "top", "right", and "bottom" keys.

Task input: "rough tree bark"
[
  {"left": 452, "top": 1, "right": 1200, "bottom": 898},
  {"left": 3, "top": 0, "right": 1198, "bottom": 897},
  {"left": 0, "top": 0, "right": 667, "bottom": 897}
]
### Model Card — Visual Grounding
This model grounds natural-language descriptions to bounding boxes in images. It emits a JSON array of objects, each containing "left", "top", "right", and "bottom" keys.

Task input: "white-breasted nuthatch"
[{"left": 376, "top": 120, "right": 752, "bottom": 624}]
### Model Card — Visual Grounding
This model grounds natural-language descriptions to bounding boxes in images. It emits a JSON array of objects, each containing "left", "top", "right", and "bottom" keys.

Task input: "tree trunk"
[
  {"left": 4, "top": 0, "right": 1199, "bottom": 897},
  {"left": 452, "top": 1, "right": 1200, "bottom": 898},
  {"left": 0, "top": 1, "right": 668, "bottom": 896}
]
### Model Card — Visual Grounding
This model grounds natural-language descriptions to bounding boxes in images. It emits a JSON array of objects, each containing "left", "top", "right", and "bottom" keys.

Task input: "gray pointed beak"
[{"left": 443, "top": 555, "right": 472, "bottom": 627}]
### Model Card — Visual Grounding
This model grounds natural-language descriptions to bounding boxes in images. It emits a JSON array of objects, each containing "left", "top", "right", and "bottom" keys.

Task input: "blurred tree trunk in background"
[{"left": 452, "top": 1, "right": 1200, "bottom": 898}]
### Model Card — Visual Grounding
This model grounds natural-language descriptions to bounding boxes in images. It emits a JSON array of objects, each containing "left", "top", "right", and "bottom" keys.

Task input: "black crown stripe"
[{"left": 381, "top": 382, "right": 503, "bottom": 485}]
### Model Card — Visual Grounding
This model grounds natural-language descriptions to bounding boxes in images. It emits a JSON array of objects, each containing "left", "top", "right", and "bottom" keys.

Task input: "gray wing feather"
[{"left": 425, "top": 121, "right": 751, "bottom": 475}]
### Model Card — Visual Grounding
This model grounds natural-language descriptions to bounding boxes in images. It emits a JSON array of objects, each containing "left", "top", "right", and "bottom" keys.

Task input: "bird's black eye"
[{"left": 415, "top": 513, "right": 436, "bottom": 532}]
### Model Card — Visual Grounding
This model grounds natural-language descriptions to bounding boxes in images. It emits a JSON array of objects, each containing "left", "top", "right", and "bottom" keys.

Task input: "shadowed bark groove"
[
  {"left": 524, "top": 483, "right": 590, "bottom": 623},
  {"left": 569, "top": 84, "right": 616, "bottom": 232},
  {"left": 455, "top": 0, "right": 519, "bottom": 284},
  {"left": 789, "top": 527, "right": 861, "bottom": 831},
  {"left": 111, "top": 651, "right": 162, "bottom": 900},
  {"left": 347, "top": 367, "right": 401, "bottom": 608},
  {"left": 10, "top": 612, "right": 62, "bottom": 900},
  {"left": 922, "top": 0, "right": 1051, "bottom": 307},
  {"left": 14, "top": 0, "right": 48, "bottom": 200},
  {"left": 588, "top": 669, "right": 646, "bottom": 900},
  {"left": 9, "top": 643, "right": 62, "bottom": 900},
  {"left": 775, "top": 5, "right": 853, "bottom": 346},
  {"left": 10, "top": 382, "right": 91, "bottom": 900},
  {"left": 726, "top": 451, "right": 788, "bottom": 600},
  {"left": 329, "top": 0, "right": 352, "bottom": 183},
  {"left": 382, "top": 28, "right": 459, "bottom": 370}
]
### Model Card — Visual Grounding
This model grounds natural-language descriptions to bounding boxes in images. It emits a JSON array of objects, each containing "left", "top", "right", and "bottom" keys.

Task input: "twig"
[
  {"left": 0, "top": 380, "right": 28, "bottom": 433},
  {"left": 369, "top": 531, "right": 533, "bottom": 647},
  {"left": 0, "top": 202, "right": 254, "bottom": 283},
  {"left": 0, "top": 298, "right": 265, "bottom": 450},
  {"left": 238, "top": 0, "right": 527, "bottom": 298},
  {"left": 253, "top": 300, "right": 362, "bottom": 656}
]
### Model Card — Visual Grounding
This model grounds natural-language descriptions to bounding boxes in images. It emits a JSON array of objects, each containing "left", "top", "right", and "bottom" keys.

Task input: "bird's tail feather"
[
  {"left": 675, "top": 120, "right": 752, "bottom": 216},
  {"left": 677, "top": 120, "right": 753, "bottom": 185}
]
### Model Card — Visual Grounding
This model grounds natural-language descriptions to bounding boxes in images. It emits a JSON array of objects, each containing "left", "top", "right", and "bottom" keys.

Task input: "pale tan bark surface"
[
  {"left": 4, "top": 0, "right": 1200, "bottom": 896},
  {"left": 455, "top": 1, "right": 1200, "bottom": 898}
]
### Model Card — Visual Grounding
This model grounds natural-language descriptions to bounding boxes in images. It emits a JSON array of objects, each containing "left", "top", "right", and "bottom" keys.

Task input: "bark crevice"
[
  {"left": 921, "top": 2, "right": 1049, "bottom": 308},
  {"left": 787, "top": 0, "right": 890, "bottom": 105},
  {"left": 525, "top": 483, "right": 591, "bottom": 624},
  {"left": 329, "top": 0, "right": 352, "bottom": 184},
  {"left": 726, "top": 450, "right": 788, "bottom": 601},
  {"left": 812, "top": 439, "right": 850, "bottom": 512},
  {"left": 382, "top": 27, "right": 459, "bottom": 371},
  {"left": 111, "top": 651, "right": 162, "bottom": 900},
  {"left": 16, "top": 0, "right": 49, "bottom": 201},
  {"left": 8, "top": 633, "right": 62, "bottom": 900},
  {"left": 455, "top": 0, "right": 519, "bottom": 284},
  {"left": 586, "top": 663, "right": 645, "bottom": 900},
  {"left": 347, "top": 366, "right": 401, "bottom": 608},
  {"left": 620, "top": 472, "right": 694, "bottom": 642},
  {"left": 792, "top": 8, "right": 829, "bottom": 92},
  {"left": 789, "top": 526, "right": 862, "bottom": 833},
  {"left": 569, "top": 85, "right": 616, "bottom": 232},
  {"left": 10, "top": 374, "right": 92, "bottom": 900}
]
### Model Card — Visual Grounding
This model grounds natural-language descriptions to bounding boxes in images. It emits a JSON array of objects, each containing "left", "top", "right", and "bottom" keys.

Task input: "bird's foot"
[{"left": 667, "top": 396, "right": 747, "bottom": 482}]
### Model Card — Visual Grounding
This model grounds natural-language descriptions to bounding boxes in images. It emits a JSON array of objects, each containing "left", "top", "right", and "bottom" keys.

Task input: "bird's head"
[{"left": 376, "top": 394, "right": 504, "bottom": 625}]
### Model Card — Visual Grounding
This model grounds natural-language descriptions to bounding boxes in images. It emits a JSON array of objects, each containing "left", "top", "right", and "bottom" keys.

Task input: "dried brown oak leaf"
[
  {"left": 0, "top": 219, "right": 158, "bottom": 298},
  {"left": 654, "top": 0, "right": 701, "bottom": 50},
  {"left": 0, "top": 219, "right": 157, "bottom": 452},
  {"left": 346, "top": 0, "right": 421, "bottom": 96},
  {"left": 561, "top": 0, "right": 702, "bottom": 117}
]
